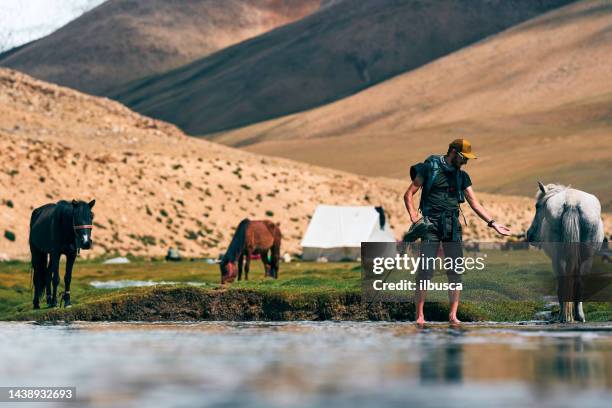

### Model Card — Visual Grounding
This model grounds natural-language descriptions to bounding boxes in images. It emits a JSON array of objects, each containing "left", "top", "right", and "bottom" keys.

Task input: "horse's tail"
[{"left": 561, "top": 204, "right": 581, "bottom": 299}]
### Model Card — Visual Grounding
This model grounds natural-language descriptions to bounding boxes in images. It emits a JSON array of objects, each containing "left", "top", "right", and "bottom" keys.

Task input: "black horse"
[{"left": 29, "top": 200, "right": 95, "bottom": 309}]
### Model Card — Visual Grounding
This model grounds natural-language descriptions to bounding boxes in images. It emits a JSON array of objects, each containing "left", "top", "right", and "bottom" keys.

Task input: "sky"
[{"left": 0, "top": 0, "right": 106, "bottom": 52}]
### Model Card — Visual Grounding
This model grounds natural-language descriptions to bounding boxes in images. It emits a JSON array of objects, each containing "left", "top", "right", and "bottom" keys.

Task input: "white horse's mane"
[{"left": 536, "top": 183, "right": 571, "bottom": 202}]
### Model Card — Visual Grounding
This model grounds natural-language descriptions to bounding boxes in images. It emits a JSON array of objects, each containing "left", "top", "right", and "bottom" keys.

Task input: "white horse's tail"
[{"left": 561, "top": 204, "right": 581, "bottom": 277}]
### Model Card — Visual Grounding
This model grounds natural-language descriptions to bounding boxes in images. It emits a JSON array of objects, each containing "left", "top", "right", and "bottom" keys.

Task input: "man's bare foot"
[
  {"left": 449, "top": 316, "right": 461, "bottom": 325},
  {"left": 416, "top": 315, "right": 426, "bottom": 325}
]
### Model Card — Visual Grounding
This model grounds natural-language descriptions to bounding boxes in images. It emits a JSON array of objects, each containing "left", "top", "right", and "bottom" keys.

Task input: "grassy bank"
[{"left": 0, "top": 254, "right": 609, "bottom": 322}]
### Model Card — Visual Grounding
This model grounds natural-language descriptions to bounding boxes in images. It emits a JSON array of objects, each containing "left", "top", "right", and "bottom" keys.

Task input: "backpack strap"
[{"left": 419, "top": 155, "right": 442, "bottom": 216}]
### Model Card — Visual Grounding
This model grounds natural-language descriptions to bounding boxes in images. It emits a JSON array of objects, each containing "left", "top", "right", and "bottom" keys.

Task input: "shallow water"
[
  {"left": 89, "top": 280, "right": 209, "bottom": 289},
  {"left": 0, "top": 322, "right": 611, "bottom": 408}
]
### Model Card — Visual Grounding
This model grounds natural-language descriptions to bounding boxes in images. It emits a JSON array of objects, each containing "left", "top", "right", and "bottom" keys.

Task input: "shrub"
[{"left": 185, "top": 230, "right": 198, "bottom": 240}]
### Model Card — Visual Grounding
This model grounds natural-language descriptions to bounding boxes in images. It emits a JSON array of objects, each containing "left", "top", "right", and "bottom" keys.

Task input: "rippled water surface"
[{"left": 0, "top": 321, "right": 611, "bottom": 407}]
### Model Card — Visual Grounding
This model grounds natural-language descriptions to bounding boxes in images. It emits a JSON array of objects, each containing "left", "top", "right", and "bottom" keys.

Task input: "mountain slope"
[
  {"left": 1, "top": 68, "right": 577, "bottom": 260},
  {"left": 111, "top": 0, "right": 573, "bottom": 135},
  {"left": 0, "top": 0, "right": 321, "bottom": 95},
  {"left": 214, "top": 0, "right": 612, "bottom": 210}
]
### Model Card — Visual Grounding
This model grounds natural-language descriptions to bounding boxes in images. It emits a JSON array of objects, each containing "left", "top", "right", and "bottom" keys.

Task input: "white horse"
[{"left": 526, "top": 182, "right": 604, "bottom": 323}]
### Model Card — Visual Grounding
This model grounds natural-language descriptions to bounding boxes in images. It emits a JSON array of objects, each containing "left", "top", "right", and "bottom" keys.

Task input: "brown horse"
[{"left": 220, "top": 219, "right": 281, "bottom": 284}]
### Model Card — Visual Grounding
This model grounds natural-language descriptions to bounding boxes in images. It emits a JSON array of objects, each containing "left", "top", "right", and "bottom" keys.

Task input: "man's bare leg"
[
  {"left": 448, "top": 289, "right": 461, "bottom": 324},
  {"left": 416, "top": 287, "right": 427, "bottom": 324}
]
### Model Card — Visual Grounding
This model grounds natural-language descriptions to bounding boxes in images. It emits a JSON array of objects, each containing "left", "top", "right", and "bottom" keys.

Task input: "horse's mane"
[
  {"left": 56, "top": 200, "right": 77, "bottom": 234},
  {"left": 536, "top": 183, "right": 570, "bottom": 202},
  {"left": 223, "top": 218, "right": 250, "bottom": 262}
]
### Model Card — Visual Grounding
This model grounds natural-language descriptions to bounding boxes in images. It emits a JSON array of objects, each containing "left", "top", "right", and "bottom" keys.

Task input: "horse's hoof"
[{"left": 65, "top": 304, "right": 72, "bottom": 309}]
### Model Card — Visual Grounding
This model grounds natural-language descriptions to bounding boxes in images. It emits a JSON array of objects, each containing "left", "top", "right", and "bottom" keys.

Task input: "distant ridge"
[
  {"left": 111, "top": 0, "right": 573, "bottom": 135},
  {"left": 0, "top": 0, "right": 322, "bottom": 95},
  {"left": 214, "top": 0, "right": 612, "bottom": 210}
]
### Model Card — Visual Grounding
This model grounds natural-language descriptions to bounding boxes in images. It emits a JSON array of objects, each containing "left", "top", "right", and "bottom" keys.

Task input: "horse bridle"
[{"left": 73, "top": 224, "right": 93, "bottom": 254}]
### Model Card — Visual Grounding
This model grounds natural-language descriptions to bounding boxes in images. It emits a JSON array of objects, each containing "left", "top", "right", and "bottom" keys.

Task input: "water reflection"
[
  {"left": 0, "top": 322, "right": 610, "bottom": 407},
  {"left": 419, "top": 330, "right": 465, "bottom": 384}
]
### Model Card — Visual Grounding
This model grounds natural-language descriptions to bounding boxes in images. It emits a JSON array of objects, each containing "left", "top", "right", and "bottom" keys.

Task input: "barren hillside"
[
  {"left": 112, "top": 0, "right": 573, "bottom": 134},
  {"left": 1, "top": 69, "right": 582, "bottom": 260},
  {"left": 215, "top": 0, "right": 612, "bottom": 210},
  {"left": 0, "top": 0, "right": 322, "bottom": 95}
]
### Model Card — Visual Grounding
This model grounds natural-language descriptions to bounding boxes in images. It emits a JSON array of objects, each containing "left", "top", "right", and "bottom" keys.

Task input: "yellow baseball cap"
[{"left": 449, "top": 138, "right": 477, "bottom": 159}]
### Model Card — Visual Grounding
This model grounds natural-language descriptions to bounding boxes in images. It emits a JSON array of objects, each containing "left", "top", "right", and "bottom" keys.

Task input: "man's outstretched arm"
[
  {"left": 464, "top": 186, "right": 512, "bottom": 236},
  {"left": 404, "top": 175, "right": 423, "bottom": 224}
]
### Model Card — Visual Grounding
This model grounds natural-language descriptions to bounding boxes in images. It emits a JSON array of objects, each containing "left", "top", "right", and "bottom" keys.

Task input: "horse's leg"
[
  {"left": 45, "top": 253, "right": 53, "bottom": 307},
  {"left": 63, "top": 251, "right": 76, "bottom": 308},
  {"left": 574, "top": 302, "right": 585, "bottom": 323},
  {"left": 574, "top": 257, "right": 593, "bottom": 323},
  {"left": 272, "top": 228, "right": 281, "bottom": 279},
  {"left": 272, "top": 243, "right": 280, "bottom": 279},
  {"left": 552, "top": 253, "right": 573, "bottom": 323},
  {"left": 31, "top": 249, "right": 45, "bottom": 310},
  {"left": 557, "top": 275, "right": 573, "bottom": 323},
  {"left": 238, "top": 253, "right": 244, "bottom": 281},
  {"left": 261, "top": 250, "right": 271, "bottom": 278},
  {"left": 566, "top": 275, "right": 575, "bottom": 323},
  {"left": 244, "top": 250, "right": 251, "bottom": 281},
  {"left": 33, "top": 268, "right": 42, "bottom": 310},
  {"left": 48, "top": 252, "right": 61, "bottom": 308}
]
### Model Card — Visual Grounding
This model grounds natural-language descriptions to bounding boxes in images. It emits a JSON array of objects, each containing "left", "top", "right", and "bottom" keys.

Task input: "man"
[{"left": 404, "top": 139, "right": 511, "bottom": 324}]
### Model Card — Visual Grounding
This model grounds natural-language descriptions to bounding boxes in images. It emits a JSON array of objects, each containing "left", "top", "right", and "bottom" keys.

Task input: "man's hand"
[
  {"left": 465, "top": 187, "right": 512, "bottom": 236},
  {"left": 491, "top": 222, "right": 511, "bottom": 236}
]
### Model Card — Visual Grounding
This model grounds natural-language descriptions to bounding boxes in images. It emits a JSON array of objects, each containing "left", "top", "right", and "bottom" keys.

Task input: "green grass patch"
[{"left": 0, "top": 254, "right": 609, "bottom": 322}]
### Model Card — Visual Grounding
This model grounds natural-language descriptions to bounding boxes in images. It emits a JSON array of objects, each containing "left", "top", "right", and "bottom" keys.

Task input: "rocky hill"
[{"left": 0, "top": 68, "right": 575, "bottom": 260}]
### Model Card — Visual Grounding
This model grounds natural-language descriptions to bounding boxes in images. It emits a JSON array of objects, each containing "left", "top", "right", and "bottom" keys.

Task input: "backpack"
[{"left": 409, "top": 155, "right": 466, "bottom": 216}]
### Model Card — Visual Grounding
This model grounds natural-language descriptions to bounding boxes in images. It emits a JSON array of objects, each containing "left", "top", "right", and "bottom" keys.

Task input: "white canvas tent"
[{"left": 300, "top": 205, "right": 397, "bottom": 261}]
